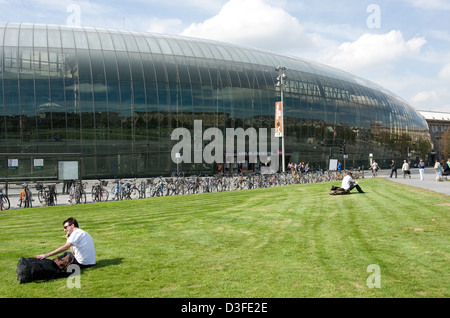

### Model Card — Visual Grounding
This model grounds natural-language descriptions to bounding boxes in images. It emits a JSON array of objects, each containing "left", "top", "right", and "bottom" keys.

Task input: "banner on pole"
[{"left": 275, "top": 101, "right": 283, "bottom": 137}]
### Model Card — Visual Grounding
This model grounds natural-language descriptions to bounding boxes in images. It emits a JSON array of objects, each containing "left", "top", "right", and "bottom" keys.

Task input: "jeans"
[
  {"left": 349, "top": 184, "right": 365, "bottom": 193},
  {"left": 60, "top": 252, "right": 94, "bottom": 269}
]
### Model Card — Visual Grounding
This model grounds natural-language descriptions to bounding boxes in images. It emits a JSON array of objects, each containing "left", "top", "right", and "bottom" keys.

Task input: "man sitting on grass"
[
  {"left": 35, "top": 217, "right": 95, "bottom": 269},
  {"left": 341, "top": 171, "right": 365, "bottom": 193}
]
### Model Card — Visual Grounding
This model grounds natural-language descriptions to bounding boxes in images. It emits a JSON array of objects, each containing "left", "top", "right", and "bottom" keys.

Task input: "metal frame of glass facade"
[{"left": 0, "top": 23, "right": 430, "bottom": 179}]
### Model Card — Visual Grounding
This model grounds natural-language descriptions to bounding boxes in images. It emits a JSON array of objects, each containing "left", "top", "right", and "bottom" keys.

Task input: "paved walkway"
[{"left": 371, "top": 167, "right": 450, "bottom": 196}]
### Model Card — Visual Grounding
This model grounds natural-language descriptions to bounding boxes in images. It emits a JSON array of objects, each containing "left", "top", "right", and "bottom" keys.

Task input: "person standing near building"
[
  {"left": 443, "top": 158, "right": 450, "bottom": 180},
  {"left": 418, "top": 159, "right": 425, "bottom": 180},
  {"left": 402, "top": 160, "right": 411, "bottom": 179},
  {"left": 434, "top": 159, "right": 442, "bottom": 181},
  {"left": 390, "top": 160, "right": 397, "bottom": 178}
]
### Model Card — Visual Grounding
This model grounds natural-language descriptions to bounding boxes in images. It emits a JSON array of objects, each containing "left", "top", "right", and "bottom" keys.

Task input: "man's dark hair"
[{"left": 63, "top": 217, "right": 79, "bottom": 228}]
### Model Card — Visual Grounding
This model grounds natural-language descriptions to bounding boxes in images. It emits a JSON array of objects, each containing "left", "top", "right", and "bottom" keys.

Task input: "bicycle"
[
  {"left": 0, "top": 187, "right": 10, "bottom": 211},
  {"left": 122, "top": 179, "right": 140, "bottom": 200},
  {"left": 19, "top": 183, "right": 33, "bottom": 208},
  {"left": 149, "top": 177, "right": 167, "bottom": 197},
  {"left": 111, "top": 179, "right": 126, "bottom": 200},
  {"left": 139, "top": 179, "right": 150, "bottom": 198},
  {"left": 91, "top": 180, "right": 109, "bottom": 202},
  {"left": 68, "top": 181, "right": 87, "bottom": 204},
  {"left": 37, "top": 183, "right": 57, "bottom": 206}
]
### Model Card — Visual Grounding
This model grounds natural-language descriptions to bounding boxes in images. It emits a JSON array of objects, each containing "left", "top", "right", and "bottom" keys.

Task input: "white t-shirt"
[
  {"left": 67, "top": 228, "right": 96, "bottom": 265},
  {"left": 341, "top": 175, "right": 357, "bottom": 190}
]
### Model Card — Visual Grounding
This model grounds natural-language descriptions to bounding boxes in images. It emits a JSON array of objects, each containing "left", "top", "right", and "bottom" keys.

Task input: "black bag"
[
  {"left": 329, "top": 186, "right": 350, "bottom": 195},
  {"left": 16, "top": 257, "right": 62, "bottom": 284}
]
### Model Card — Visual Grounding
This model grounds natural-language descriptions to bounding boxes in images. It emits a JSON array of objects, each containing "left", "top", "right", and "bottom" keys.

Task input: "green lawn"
[{"left": 0, "top": 178, "right": 449, "bottom": 298}]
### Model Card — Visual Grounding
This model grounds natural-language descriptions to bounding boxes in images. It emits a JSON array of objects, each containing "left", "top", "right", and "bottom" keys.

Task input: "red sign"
[{"left": 275, "top": 101, "right": 283, "bottom": 137}]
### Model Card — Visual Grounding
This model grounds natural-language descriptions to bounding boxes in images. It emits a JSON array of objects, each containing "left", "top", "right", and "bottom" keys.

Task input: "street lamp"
[{"left": 275, "top": 66, "right": 287, "bottom": 173}]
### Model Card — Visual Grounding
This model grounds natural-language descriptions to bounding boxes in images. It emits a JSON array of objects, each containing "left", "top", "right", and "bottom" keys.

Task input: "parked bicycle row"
[
  {"left": 1, "top": 182, "right": 58, "bottom": 210},
  {"left": 138, "top": 170, "right": 361, "bottom": 197},
  {"left": 1, "top": 169, "right": 362, "bottom": 210}
]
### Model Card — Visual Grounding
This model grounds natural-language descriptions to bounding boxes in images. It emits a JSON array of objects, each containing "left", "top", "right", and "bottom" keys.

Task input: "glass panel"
[
  {"left": 197, "top": 42, "right": 214, "bottom": 59},
  {"left": 61, "top": 29, "right": 76, "bottom": 49},
  {"left": 177, "top": 39, "right": 194, "bottom": 57},
  {"left": 145, "top": 81, "right": 158, "bottom": 113},
  {"left": 73, "top": 29, "right": 89, "bottom": 49},
  {"left": 133, "top": 80, "right": 147, "bottom": 114},
  {"left": 0, "top": 25, "right": 4, "bottom": 52},
  {"left": 109, "top": 32, "right": 126, "bottom": 51},
  {"left": 97, "top": 30, "right": 115, "bottom": 50},
  {"left": 186, "top": 41, "right": 205, "bottom": 58},
  {"left": 216, "top": 45, "right": 233, "bottom": 61},
  {"left": 116, "top": 51, "right": 131, "bottom": 81},
  {"left": 206, "top": 44, "right": 224, "bottom": 60},
  {"left": 47, "top": 28, "right": 62, "bottom": 48},
  {"left": 50, "top": 77, "right": 67, "bottom": 139},
  {"left": 4, "top": 25, "right": 19, "bottom": 47},
  {"left": 76, "top": 49, "right": 91, "bottom": 81},
  {"left": 187, "top": 63, "right": 200, "bottom": 84},
  {"left": 86, "top": 30, "right": 102, "bottom": 50},
  {"left": 176, "top": 58, "right": 190, "bottom": 83},
  {"left": 134, "top": 35, "right": 150, "bottom": 52},
  {"left": 19, "top": 25, "right": 33, "bottom": 47},
  {"left": 156, "top": 38, "right": 173, "bottom": 55},
  {"left": 153, "top": 55, "right": 167, "bottom": 83},
  {"left": 166, "top": 37, "right": 184, "bottom": 56},
  {"left": 164, "top": 55, "right": 177, "bottom": 83},
  {"left": 145, "top": 36, "right": 162, "bottom": 55},
  {"left": 141, "top": 53, "right": 157, "bottom": 82},
  {"left": 121, "top": 33, "right": 139, "bottom": 52},
  {"left": 129, "top": 52, "right": 144, "bottom": 81}
]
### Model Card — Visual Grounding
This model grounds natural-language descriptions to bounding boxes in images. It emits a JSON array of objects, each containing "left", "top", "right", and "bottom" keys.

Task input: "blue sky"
[{"left": 1, "top": 0, "right": 449, "bottom": 112}]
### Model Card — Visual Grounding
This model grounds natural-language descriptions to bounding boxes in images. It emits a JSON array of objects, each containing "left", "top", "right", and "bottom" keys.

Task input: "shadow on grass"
[{"left": 89, "top": 258, "right": 124, "bottom": 269}]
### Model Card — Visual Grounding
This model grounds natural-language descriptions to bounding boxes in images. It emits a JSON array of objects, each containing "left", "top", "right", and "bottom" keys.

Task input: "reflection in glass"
[{"left": 0, "top": 23, "right": 430, "bottom": 178}]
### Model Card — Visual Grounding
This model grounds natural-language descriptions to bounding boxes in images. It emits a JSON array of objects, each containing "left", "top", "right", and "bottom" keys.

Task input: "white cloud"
[
  {"left": 412, "top": 90, "right": 440, "bottom": 104},
  {"left": 181, "top": 0, "right": 320, "bottom": 53},
  {"left": 146, "top": 17, "right": 183, "bottom": 34},
  {"left": 409, "top": 0, "right": 450, "bottom": 10},
  {"left": 439, "top": 63, "right": 450, "bottom": 82},
  {"left": 411, "top": 87, "right": 450, "bottom": 112},
  {"left": 318, "top": 30, "right": 427, "bottom": 73}
]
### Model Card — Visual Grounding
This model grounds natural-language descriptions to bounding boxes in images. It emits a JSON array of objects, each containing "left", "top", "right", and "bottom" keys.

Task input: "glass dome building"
[{"left": 0, "top": 22, "right": 430, "bottom": 179}]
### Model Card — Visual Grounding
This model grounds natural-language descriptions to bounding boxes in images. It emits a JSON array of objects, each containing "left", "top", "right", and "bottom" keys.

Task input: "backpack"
[
  {"left": 16, "top": 257, "right": 62, "bottom": 284},
  {"left": 329, "top": 186, "right": 350, "bottom": 195}
]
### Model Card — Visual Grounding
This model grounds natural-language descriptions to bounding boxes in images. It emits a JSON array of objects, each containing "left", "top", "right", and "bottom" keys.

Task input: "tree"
[
  {"left": 439, "top": 129, "right": 450, "bottom": 158},
  {"left": 416, "top": 137, "right": 432, "bottom": 158}
]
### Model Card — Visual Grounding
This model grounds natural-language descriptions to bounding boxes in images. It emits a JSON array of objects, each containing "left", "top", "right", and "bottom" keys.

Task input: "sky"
[{"left": 0, "top": 0, "right": 449, "bottom": 113}]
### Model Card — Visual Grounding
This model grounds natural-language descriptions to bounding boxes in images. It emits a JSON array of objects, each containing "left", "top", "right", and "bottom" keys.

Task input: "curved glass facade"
[{"left": 0, "top": 23, "right": 430, "bottom": 178}]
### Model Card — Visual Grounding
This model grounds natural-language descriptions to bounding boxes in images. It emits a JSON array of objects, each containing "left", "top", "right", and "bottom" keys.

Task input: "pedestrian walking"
[
  {"left": 390, "top": 160, "right": 397, "bottom": 178},
  {"left": 402, "top": 160, "right": 411, "bottom": 179},
  {"left": 418, "top": 159, "right": 425, "bottom": 180}
]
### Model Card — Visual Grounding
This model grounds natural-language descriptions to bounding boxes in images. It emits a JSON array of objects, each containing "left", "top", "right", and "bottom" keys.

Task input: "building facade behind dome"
[{"left": 0, "top": 23, "right": 430, "bottom": 179}]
